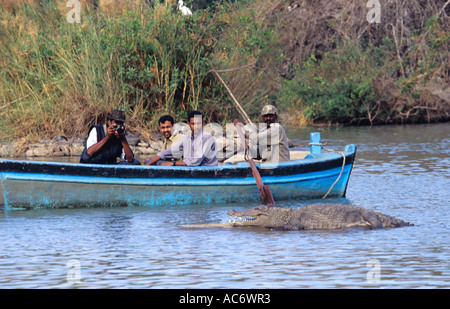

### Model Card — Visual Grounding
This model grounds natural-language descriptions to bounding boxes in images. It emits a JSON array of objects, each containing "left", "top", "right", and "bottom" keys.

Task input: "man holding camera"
[{"left": 80, "top": 110, "right": 140, "bottom": 165}]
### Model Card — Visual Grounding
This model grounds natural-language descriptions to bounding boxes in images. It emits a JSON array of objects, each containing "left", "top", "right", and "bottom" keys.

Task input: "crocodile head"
[
  {"left": 227, "top": 205, "right": 286, "bottom": 228},
  {"left": 183, "top": 206, "right": 293, "bottom": 229}
]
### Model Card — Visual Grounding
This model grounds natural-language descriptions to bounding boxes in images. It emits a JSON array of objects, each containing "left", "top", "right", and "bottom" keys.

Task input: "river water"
[{"left": 0, "top": 123, "right": 448, "bottom": 289}]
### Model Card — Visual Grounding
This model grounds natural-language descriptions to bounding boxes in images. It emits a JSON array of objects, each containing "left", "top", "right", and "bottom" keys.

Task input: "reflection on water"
[{"left": 0, "top": 123, "right": 449, "bottom": 288}]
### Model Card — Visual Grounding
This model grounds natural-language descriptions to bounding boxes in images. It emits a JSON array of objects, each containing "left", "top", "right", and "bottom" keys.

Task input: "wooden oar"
[
  {"left": 211, "top": 68, "right": 253, "bottom": 125},
  {"left": 211, "top": 68, "right": 275, "bottom": 206},
  {"left": 234, "top": 122, "right": 275, "bottom": 205}
]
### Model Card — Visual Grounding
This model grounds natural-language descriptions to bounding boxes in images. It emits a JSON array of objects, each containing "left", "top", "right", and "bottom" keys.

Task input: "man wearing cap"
[
  {"left": 234, "top": 105, "right": 290, "bottom": 163},
  {"left": 80, "top": 109, "right": 141, "bottom": 165}
]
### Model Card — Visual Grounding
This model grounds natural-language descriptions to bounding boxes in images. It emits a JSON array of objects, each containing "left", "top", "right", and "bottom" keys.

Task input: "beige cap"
[{"left": 261, "top": 105, "right": 277, "bottom": 116}]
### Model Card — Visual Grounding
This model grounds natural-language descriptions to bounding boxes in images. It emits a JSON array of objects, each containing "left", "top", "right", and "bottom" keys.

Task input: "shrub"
[{"left": 277, "top": 41, "right": 395, "bottom": 125}]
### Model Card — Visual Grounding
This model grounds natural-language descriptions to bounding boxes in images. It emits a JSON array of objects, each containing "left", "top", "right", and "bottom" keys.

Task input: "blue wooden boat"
[{"left": 0, "top": 133, "right": 356, "bottom": 210}]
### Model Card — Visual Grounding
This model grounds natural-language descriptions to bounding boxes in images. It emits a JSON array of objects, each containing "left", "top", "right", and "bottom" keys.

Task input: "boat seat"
[
  {"left": 289, "top": 151, "right": 310, "bottom": 160},
  {"left": 221, "top": 151, "right": 255, "bottom": 165}
]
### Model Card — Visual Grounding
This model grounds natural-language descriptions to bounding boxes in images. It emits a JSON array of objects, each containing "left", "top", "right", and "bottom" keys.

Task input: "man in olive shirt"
[
  {"left": 145, "top": 115, "right": 185, "bottom": 165},
  {"left": 158, "top": 115, "right": 185, "bottom": 151},
  {"left": 234, "top": 105, "right": 290, "bottom": 163}
]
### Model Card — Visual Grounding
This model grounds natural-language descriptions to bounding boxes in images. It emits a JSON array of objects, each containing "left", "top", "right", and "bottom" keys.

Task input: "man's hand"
[
  {"left": 161, "top": 161, "right": 174, "bottom": 166},
  {"left": 107, "top": 124, "right": 118, "bottom": 138},
  {"left": 145, "top": 155, "right": 161, "bottom": 165}
]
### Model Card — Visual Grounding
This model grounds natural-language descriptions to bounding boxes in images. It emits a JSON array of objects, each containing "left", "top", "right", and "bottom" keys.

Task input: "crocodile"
[{"left": 183, "top": 203, "right": 413, "bottom": 230}]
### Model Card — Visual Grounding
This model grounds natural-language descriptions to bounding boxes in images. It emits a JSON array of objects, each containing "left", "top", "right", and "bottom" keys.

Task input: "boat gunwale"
[{"left": 0, "top": 147, "right": 356, "bottom": 179}]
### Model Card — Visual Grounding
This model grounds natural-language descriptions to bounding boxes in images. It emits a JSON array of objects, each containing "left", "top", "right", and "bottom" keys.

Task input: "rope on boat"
[{"left": 309, "top": 143, "right": 346, "bottom": 199}]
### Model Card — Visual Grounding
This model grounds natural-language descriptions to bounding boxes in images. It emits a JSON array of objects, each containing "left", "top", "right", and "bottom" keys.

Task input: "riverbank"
[
  {"left": 0, "top": 134, "right": 162, "bottom": 159},
  {"left": 2, "top": 121, "right": 448, "bottom": 160}
]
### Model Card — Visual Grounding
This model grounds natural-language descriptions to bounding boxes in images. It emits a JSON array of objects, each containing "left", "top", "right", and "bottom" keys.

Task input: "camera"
[{"left": 114, "top": 124, "right": 125, "bottom": 136}]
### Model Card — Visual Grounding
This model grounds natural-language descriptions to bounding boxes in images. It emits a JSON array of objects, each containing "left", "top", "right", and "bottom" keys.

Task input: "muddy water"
[{"left": 0, "top": 123, "right": 448, "bottom": 288}]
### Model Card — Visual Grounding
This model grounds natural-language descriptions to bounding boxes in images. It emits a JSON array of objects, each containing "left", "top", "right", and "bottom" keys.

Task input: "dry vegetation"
[{"left": 238, "top": 0, "right": 450, "bottom": 125}]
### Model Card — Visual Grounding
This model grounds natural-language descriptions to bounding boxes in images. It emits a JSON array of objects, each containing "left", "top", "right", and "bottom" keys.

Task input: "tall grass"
[
  {"left": 1, "top": 1, "right": 131, "bottom": 140},
  {"left": 0, "top": 0, "right": 233, "bottom": 141}
]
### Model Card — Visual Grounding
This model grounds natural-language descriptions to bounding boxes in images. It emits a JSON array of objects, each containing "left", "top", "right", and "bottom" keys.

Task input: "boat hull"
[{"left": 0, "top": 145, "right": 356, "bottom": 210}]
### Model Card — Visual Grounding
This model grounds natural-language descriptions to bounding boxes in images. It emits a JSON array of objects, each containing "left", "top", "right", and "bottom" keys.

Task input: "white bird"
[
  {"left": 178, "top": 0, "right": 192, "bottom": 16},
  {"left": 288, "top": 3, "right": 298, "bottom": 11}
]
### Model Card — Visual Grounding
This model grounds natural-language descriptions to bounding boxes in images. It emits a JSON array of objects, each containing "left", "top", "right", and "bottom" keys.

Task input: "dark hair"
[
  {"left": 158, "top": 115, "right": 174, "bottom": 125},
  {"left": 187, "top": 110, "right": 202, "bottom": 122},
  {"left": 108, "top": 110, "right": 126, "bottom": 122}
]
